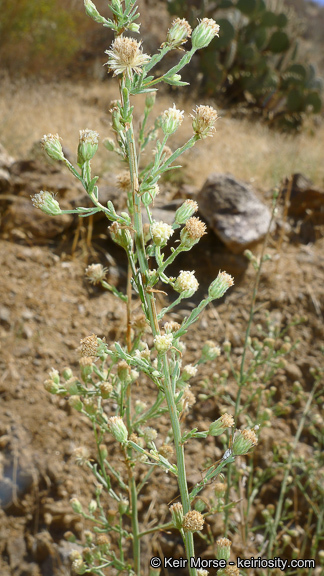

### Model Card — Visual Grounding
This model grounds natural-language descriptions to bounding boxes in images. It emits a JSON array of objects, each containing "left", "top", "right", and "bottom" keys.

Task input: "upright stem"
[{"left": 122, "top": 83, "right": 197, "bottom": 576}]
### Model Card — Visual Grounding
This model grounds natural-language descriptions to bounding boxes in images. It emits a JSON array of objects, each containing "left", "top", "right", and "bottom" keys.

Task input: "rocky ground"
[{"left": 0, "top": 139, "right": 323, "bottom": 576}]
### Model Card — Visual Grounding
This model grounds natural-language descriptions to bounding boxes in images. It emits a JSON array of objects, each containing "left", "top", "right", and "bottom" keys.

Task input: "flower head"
[
  {"left": 174, "top": 270, "right": 199, "bottom": 296},
  {"left": 208, "top": 271, "right": 234, "bottom": 299},
  {"left": 85, "top": 263, "right": 108, "bottom": 285},
  {"left": 191, "top": 18, "right": 220, "bottom": 50},
  {"left": 180, "top": 217, "right": 207, "bottom": 249},
  {"left": 201, "top": 340, "right": 221, "bottom": 361},
  {"left": 151, "top": 221, "right": 174, "bottom": 246},
  {"left": 174, "top": 199, "right": 199, "bottom": 225},
  {"left": 191, "top": 105, "right": 219, "bottom": 139},
  {"left": 116, "top": 171, "right": 132, "bottom": 191},
  {"left": 170, "top": 502, "right": 184, "bottom": 528},
  {"left": 183, "top": 510, "right": 204, "bottom": 532},
  {"left": 208, "top": 413, "right": 234, "bottom": 437},
  {"left": 105, "top": 36, "right": 150, "bottom": 77},
  {"left": 232, "top": 428, "right": 258, "bottom": 456},
  {"left": 77, "top": 129, "right": 99, "bottom": 164},
  {"left": 154, "top": 333, "right": 173, "bottom": 353},
  {"left": 31, "top": 190, "right": 62, "bottom": 216},
  {"left": 80, "top": 334, "right": 99, "bottom": 358},
  {"left": 160, "top": 104, "right": 184, "bottom": 136},
  {"left": 215, "top": 537, "right": 232, "bottom": 562},
  {"left": 107, "top": 416, "right": 128, "bottom": 444},
  {"left": 41, "top": 133, "right": 65, "bottom": 162},
  {"left": 165, "top": 18, "right": 192, "bottom": 49}
]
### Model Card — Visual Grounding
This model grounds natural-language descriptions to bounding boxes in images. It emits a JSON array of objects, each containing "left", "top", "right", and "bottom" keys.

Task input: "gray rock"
[{"left": 198, "top": 173, "right": 272, "bottom": 254}]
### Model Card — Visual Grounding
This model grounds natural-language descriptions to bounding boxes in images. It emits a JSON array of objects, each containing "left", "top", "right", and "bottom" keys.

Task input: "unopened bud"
[
  {"left": 208, "top": 271, "right": 234, "bottom": 299},
  {"left": 191, "top": 18, "right": 220, "bottom": 50},
  {"left": 31, "top": 191, "right": 62, "bottom": 216},
  {"left": 107, "top": 416, "right": 128, "bottom": 444},
  {"left": 77, "top": 129, "right": 99, "bottom": 164},
  {"left": 41, "top": 133, "right": 65, "bottom": 161}
]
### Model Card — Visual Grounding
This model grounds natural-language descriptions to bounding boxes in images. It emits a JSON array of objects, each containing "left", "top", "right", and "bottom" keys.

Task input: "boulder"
[
  {"left": 283, "top": 173, "right": 324, "bottom": 222},
  {"left": 197, "top": 173, "right": 272, "bottom": 254}
]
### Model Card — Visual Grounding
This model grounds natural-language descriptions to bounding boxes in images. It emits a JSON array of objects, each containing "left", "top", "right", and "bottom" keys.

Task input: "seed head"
[
  {"left": 183, "top": 510, "right": 204, "bottom": 532},
  {"left": 31, "top": 191, "right": 62, "bottom": 216},
  {"left": 180, "top": 217, "right": 207, "bottom": 249},
  {"left": 154, "top": 333, "right": 173, "bottom": 353},
  {"left": 214, "top": 482, "right": 227, "bottom": 497},
  {"left": 191, "top": 18, "right": 220, "bottom": 50},
  {"left": 222, "top": 567, "right": 240, "bottom": 576},
  {"left": 182, "top": 364, "right": 198, "bottom": 380},
  {"left": 73, "top": 446, "right": 90, "bottom": 466},
  {"left": 191, "top": 105, "right": 219, "bottom": 139},
  {"left": 80, "top": 334, "right": 99, "bottom": 358},
  {"left": 165, "top": 18, "right": 192, "bottom": 48},
  {"left": 143, "top": 427, "right": 158, "bottom": 443},
  {"left": 182, "top": 386, "right": 196, "bottom": 407},
  {"left": 174, "top": 270, "right": 199, "bottom": 296},
  {"left": 151, "top": 221, "right": 174, "bottom": 247},
  {"left": 159, "top": 444, "right": 174, "bottom": 458},
  {"left": 85, "top": 263, "right": 108, "bottom": 285},
  {"left": 105, "top": 36, "right": 150, "bottom": 77},
  {"left": 160, "top": 104, "right": 184, "bottom": 135},
  {"left": 100, "top": 381, "right": 113, "bottom": 399}
]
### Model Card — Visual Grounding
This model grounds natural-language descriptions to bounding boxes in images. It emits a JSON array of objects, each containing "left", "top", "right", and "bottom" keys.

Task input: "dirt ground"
[{"left": 0, "top": 174, "right": 323, "bottom": 576}]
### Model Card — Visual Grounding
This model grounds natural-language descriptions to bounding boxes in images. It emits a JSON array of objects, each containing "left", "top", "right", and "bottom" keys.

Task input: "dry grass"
[{"left": 0, "top": 76, "right": 323, "bottom": 192}]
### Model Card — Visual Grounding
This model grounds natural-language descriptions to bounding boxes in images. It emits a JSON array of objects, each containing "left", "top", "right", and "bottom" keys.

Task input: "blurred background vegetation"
[{"left": 0, "top": 0, "right": 323, "bottom": 130}]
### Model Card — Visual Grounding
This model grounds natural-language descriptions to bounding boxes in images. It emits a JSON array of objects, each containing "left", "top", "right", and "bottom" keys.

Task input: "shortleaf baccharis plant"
[{"left": 32, "top": 2, "right": 260, "bottom": 574}]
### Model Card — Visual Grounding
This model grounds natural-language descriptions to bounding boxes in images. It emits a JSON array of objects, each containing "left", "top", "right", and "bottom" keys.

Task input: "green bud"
[
  {"left": 68, "top": 396, "right": 83, "bottom": 412},
  {"left": 166, "top": 18, "right": 192, "bottom": 48},
  {"left": 43, "top": 379, "right": 59, "bottom": 394},
  {"left": 191, "top": 18, "right": 220, "bottom": 51},
  {"left": 77, "top": 129, "right": 99, "bottom": 165},
  {"left": 128, "top": 23, "right": 140, "bottom": 33},
  {"left": 70, "top": 498, "right": 83, "bottom": 514},
  {"left": 118, "top": 499, "right": 129, "bottom": 515},
  {"left": 170, "top": 503, "right": 183, "bottom": 529},
  {"left": 109, "top": 222, "right": 133, "bottom": 250},
  {"left": 84, "top": 0, "right": 108, "bottom": 24},
  {"left": 160, "top": 104, "right": 184, "bottom": 136},
  {"left": 208, "top": 271, "right": 234, "bottom": 299},
  {"left": 215, "top": 537, "right": 232, "bottom": 561},
  {"left": 107, "top": 416, "right": 128, "bottom": 444},
  {"left": 41, "top": 133, "right": 65, "bottom": 161},
  {"left": 232, "top": 429, "right": 258, "bottom": 456},
  {"left": 88, "top": 499, "right": 97, "bottom": 514},
  {"left": 64, "top": 377, "right": 80, "bottom": 396},
  {"left": 31, "top": 191, "right": 62, "bottom": 216},
  {"left": 62, "top": 367, "right": 73, "bottom": 381},
  {"left": 175, "top": 199, "right": 199, "bottom": 225}
]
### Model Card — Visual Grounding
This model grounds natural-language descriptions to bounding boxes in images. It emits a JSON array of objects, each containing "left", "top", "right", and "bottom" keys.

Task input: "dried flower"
[
  {"left": 73, "top": 446, "right": 90, "bottom": 466},
  {"left": 31, "top": 191, "right": 62, "bottom": 216},
  {"left": 191, "top": 18, "right": 220, "bottom": 50},
  {"left": 116, "top": 171, "right": 132, "bottom": 191},
  {"left": 174, "top": 270, "right": 199, "bottom": 296},
  {"left": 105, "top": 36, "right": 150, "bottom": 77},
  {"left": 174, "top": 199, "right": 199, "bottom": 225},
  {"left": 183, "top": 510, "right": 204, "bottom": 532},
  {"left": 170, "top": 502, "right": 184, "bottom": 529},
  {"left": 159, "top": 444, "right": 174, "bottom": 458},
  {"left": 77, "top": 129, "right": 99, "bottom": 164},
  {"left": 182, "top": 386, "right": 196, "bottom": 407},
  {"left": 232, "top": 428, "right": 258, "bottom": 456},
  {"left": 164, "top": 321, "right": 181, "bottom": 333},
  {"left": 100, "top": 381, "right": 113, "bottom": 398},
  {"left": 154, "top": 333, "right": 173, "bottom": 353},
  {"left": 208, "top": 271, "right": 234, "bottom": 299},
  {"left": 80, "top": 334, "right": 99, "bottom": 358},
  {"left": 214, "top": 482, "right": 227, "bottom": 497},
  {"left": 151, "top": 221, "right": 174, "bottom": 246},
  {"left": 160, "top": 104, "right": 184, "bottom": 135},
  {"left": 85, "top": 263, "right": 108, "bottom": 285},
  {"left": 191, "top": 105, "right": 218, "bottom": 139},
  {"left": 41, "top": 133, "right": 65, "bottom": 161},
  {"left": 117, "top": 360, "right": 131, "bottom": 382},
  {"left": 165, "top": 18, "right": 192, "bottom": 48},
  {"left": 180, "top": 217, "right": 207, "bottom": 249}
]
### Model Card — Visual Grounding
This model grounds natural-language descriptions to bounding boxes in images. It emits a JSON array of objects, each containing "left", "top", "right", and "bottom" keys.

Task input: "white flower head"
[
  {"left": 154, "top": 333, "right": 173, "bottom": 353},
  {"left": 105, "top": 36, "right": 150, "bottom": 77},
  {"left": 151, "top": 221, "right": 174, "bottom": 247},
  {"left": 174, "top": 270, "right": 199, "bottom": 295}
]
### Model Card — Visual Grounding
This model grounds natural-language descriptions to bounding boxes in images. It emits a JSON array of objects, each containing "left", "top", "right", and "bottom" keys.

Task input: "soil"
[{"left": 0, "top": 189, "right": 323, "bottom": 576}]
